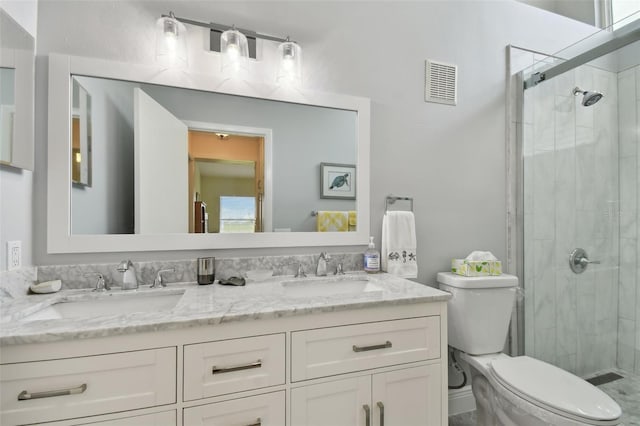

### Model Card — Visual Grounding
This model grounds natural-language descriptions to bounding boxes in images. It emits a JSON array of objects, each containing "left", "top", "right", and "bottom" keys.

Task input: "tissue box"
[{"left": 451, "top": 259, "right": 502, "bottom": 276}]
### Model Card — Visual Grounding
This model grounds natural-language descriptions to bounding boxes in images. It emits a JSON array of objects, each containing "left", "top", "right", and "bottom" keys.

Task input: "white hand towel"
[{"left": 381, "top": 211, "right": 418, "bottom": 278}]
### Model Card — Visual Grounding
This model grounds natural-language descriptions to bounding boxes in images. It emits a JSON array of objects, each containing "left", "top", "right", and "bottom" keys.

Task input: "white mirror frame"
[{"left": 47, "top": 53, "right": 370, "bottom": 253}]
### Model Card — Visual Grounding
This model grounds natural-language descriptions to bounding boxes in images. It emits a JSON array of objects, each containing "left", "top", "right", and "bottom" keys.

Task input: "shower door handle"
[{"left": 569, "top": 248, "right": 600, "bottom": 274}]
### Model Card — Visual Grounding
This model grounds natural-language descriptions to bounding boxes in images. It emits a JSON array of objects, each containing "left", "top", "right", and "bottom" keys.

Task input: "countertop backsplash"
[{"left": 4, "top": 253, "right": 365, "bottom": 294}]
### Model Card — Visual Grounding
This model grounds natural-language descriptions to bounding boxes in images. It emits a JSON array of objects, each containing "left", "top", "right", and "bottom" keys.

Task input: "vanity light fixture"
[
  {"left": 155, "top": 12, "right": 188, "bottom": 69},
  {"left": 215, "top": 133, "right": 230, "bottom": 140},
  {"left": 220, "top": 26, "right": 249, "bottom": 73},
  {"left": 157, "top": 12, "right": 302, "bottom": 84},
  {"left": 277, "top": 37, "right": 302, "bottom": 84}
]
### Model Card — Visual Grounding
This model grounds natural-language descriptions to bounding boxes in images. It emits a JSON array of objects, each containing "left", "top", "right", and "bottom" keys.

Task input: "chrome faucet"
[
  {"left": 150, "top": 268, "right": 175, "bottom": 289},
  {"left": 117, "top": 260, "right": 138, "bottom": 290},
  {"left": 316, "top": 252, "right": 331, "bottom": 276}
]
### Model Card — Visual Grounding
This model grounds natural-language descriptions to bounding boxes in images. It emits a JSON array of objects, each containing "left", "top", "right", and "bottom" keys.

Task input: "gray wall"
[{"left": 29, "top": 1, "right": 598, "bottom": 285}]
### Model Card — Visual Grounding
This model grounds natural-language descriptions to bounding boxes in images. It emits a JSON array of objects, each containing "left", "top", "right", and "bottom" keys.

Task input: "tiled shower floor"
[{"left": 448, "top": 369, "right": 640, "bottom": 426}]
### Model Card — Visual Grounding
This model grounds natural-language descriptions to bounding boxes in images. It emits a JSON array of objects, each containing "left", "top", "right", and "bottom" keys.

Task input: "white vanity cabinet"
[{"left": 1, "top": 301, "right": 447, "bottom": 425}]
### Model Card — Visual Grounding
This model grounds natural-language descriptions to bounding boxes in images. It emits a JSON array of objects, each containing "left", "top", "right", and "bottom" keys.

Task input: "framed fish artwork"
[{"left": 320, "top": 162, "right": 356, "bottom": 200}]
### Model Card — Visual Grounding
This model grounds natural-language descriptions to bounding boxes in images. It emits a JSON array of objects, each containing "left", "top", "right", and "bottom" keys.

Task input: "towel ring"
[{"left": 385, "top": 195, "right": 413, "bottom": 213}]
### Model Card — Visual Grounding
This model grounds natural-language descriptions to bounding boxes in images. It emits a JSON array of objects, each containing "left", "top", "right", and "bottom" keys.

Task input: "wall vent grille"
[{"left": 425, "top": 60, "right": 457, "bottom": 106}]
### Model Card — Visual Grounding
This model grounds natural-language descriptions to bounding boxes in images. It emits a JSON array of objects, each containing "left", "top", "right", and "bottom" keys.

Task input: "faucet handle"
[
  {"left": 151, "top": 268, "right": 175, "bottom": 288},
  {"left": 117, "top": 260, "right": 134, "bottom": 272},
  {"left": 84, "top": 273, "right": 110, "bottom": 292},
  {"left": 295, "top": 263, "right": 307, "bottom": 278}
]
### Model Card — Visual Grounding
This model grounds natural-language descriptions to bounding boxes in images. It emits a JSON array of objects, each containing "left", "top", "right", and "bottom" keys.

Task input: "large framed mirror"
[
  {"left": 48, "top": 54, "right": 370, "bottom": 253},
  {"left": 0, "top": 9, "right": 34, "bottom": 171}
]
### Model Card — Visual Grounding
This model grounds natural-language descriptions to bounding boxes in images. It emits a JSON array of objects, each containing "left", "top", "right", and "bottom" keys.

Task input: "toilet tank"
[{"left": 437, "top": 272, "right": 518, "bottom": 355}]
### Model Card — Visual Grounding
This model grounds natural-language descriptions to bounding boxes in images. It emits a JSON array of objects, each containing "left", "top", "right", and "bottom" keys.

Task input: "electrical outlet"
[{"left": 7, "top": 241, "right": 21, "bottom": 271}]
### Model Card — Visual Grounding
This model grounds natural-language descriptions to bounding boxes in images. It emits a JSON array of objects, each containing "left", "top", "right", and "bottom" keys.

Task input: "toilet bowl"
[{"left": 436, "top": 272, "right": 622, "bottom": 426}]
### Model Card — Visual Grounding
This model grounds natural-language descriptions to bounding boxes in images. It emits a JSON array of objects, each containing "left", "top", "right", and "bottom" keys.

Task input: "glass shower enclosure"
[{"left": 516, "top": 16, "right": 640, "bottom": 384}]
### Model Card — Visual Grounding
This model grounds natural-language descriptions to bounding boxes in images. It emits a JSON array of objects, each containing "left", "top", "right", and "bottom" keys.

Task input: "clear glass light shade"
[
  {"left": 220, "top": 29, "right": 249, "bottom": 72},
  {"left": 155, "top": 16, "right": 188, "bottom": 68},
  {"left": 276, "top": 41, "right": 302, "bottom": 84}
]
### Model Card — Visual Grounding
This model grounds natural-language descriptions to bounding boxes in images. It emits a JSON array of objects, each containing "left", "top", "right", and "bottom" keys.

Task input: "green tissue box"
[{"left": 451, "top": 259, "right": 502, "bottom": 276}]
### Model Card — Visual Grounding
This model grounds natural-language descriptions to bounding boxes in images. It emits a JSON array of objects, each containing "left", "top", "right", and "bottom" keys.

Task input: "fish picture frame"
[{"left": 320, "top": 162, "right": 356, "bottom": 200}]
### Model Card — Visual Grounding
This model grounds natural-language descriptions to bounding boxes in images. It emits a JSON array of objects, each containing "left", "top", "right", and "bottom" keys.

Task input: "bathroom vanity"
[{"left": 0, "top": 273, "right": 449, "bottom": 425}]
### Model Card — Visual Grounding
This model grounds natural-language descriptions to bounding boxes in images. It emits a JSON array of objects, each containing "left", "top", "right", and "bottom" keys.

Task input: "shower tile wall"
[
  {"left": 524, "top": 65, "right": 619, "bottom": 377},
  {"left": 617, "top": 64, "right": 640, "bottom": 374}
]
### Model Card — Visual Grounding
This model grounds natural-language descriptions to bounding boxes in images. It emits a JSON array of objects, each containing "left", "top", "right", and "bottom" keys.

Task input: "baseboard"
[{"left": 448, "top": 385, "right": 476, "bottom": 416}]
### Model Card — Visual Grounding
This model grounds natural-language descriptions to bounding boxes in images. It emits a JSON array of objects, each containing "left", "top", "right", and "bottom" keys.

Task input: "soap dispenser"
[{"left": 364, "top": 236, "right": 380, "bottom": 273}]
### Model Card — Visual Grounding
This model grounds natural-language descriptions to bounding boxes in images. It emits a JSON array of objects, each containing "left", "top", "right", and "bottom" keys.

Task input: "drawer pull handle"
[
  {"left": 363, "top": 404, "right": 371, "bottom": 426},
  {"left": 245, "top": 418, "right": 261, "bottom": 426},
  {"left": 377, "top": 401, "right": 385, "bottom": 426},
  {"left": 18, "top": 383, "right": 87, "bottom": 401},
  {"left": 353, "top": 341, "right": 392, "bottom": 352},
  {"left": 212, "top": 360, "right": 262, "bottom": 375}
]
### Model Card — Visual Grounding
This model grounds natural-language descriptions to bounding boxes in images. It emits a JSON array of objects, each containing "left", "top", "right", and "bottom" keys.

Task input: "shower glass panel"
[{"left": 520, "top": 21, "right": 640, "bottom": 378}]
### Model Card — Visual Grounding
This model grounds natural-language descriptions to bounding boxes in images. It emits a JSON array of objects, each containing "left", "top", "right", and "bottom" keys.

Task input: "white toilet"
[{"left": 437, "top": 272, "right": 622, "bottom": 426}]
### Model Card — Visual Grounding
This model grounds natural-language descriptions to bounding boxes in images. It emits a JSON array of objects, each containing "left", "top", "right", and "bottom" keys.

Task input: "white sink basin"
[
  {"left": 23, "top": 290, "right": 185, "bottom": 321},
  {"left": 281, "top": 278, "right": 382, "bottom": 298}
]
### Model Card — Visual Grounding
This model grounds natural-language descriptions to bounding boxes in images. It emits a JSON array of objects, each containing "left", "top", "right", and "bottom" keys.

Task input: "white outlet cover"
[{"left": 7, "top": 241, "right": 21, "bottom": 271}]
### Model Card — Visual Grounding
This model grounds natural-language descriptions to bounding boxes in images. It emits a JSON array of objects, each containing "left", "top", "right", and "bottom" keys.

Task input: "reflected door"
[{"left": 134, "top": 88, "right": 188, "bottom": 234}]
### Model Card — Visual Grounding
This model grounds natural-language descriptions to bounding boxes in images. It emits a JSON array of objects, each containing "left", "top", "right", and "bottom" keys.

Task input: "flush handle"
[{"left": 569, "top": 248, "right": 600, "bottom": 274}]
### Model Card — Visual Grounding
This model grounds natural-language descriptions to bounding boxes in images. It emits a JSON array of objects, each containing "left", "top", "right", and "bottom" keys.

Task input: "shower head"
[{"left": 572, "top": 87, "right": 603, "bottom": 107}]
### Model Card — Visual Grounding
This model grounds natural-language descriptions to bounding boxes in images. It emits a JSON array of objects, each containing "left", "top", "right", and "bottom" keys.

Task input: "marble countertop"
[{"left": 0, "top": 272, "right": 451, "bottom": 346}]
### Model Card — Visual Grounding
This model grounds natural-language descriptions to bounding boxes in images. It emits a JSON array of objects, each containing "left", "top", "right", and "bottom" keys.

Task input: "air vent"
[{"left": 425, "top": 60, "right": 457, "bottom": 106}]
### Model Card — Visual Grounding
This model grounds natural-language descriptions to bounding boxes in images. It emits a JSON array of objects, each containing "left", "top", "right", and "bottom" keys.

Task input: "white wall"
[
  {"left": 0, "top": 0, "right": 36, "bottom": 271},
  {"left": 32, "top": 1, "right": 598, "bottom": 284}
]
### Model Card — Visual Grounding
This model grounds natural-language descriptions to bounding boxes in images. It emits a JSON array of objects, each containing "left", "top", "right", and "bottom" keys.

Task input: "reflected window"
[{"left": 219, "top": 196, "right": 256, "bottom": 233}]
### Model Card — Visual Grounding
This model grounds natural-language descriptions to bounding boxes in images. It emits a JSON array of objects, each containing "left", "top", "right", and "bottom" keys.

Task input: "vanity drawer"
[
  {"left": 0, "top": 347, "right": 176, "bottom": 426},
  {"left": 39, "top": 410, "right": 176, "bottom": 425},
  {"left": 183, "top": 391, "right": 284, "bottom": 425},
  {"left": 291, "top": 316, "right": 440, "bottom": 381},
  {"left": 183, "top": 333, "right": 285, "bottom": 401}
]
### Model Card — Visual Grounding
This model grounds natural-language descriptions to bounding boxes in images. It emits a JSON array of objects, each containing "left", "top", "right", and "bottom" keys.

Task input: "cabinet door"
[
  {"left": 291, "top": 376, "right": 371, "bottom": 426},
  {"left": 183, "top": 391, "right": 284, "bottom": 426},
  {"left": 372, "top": 365, "right": 441, "bottom": 426}
]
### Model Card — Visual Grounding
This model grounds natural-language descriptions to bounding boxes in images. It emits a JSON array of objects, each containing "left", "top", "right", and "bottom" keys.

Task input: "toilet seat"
[{"left": 487, "top": 356, "right": 621, "bottom": 425}]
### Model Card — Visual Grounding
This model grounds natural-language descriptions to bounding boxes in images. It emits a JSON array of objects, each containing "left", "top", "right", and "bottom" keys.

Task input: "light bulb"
[
  {"left": 276, "top": 40, "right": 302, "bottom": 85},
  {"left": 155, "top": 13, "right": 188, "bottom": 68},
  {"left": 220, "top": 28, "right": 249, "bottom": 74}
]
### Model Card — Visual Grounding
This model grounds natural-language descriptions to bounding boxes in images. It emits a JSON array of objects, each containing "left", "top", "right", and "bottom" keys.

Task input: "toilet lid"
[{"left": 489, "top": 356, "right": 621, "bottom": 423}]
